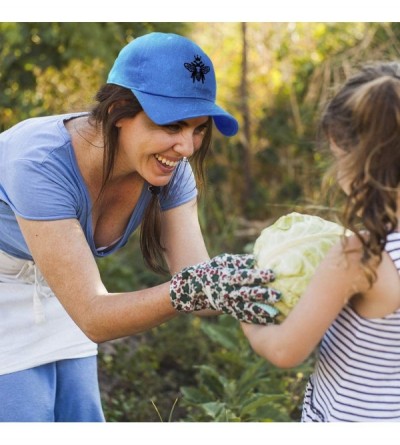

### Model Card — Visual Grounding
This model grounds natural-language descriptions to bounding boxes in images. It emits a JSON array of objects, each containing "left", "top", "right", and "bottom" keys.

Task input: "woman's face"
[
  {"left": 115, "top": 111, "right": 209, "bottom": 186},
  {"left": 330, "top": 139, "right": 352, "bottom": 195}
]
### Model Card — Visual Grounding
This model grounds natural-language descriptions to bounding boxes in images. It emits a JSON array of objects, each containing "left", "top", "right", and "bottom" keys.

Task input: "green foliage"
[
  {"left": 98, "top": 315, "right": 223, "bottom": 422},
  {"left": 98, "top": 313, "right": 313, "bottom": 422},
  {"left": 180, "top": 316, "right": 313, "bottom": 422},
  {"left": 0, "top": 22, "right": 188, "bottom": 129}
]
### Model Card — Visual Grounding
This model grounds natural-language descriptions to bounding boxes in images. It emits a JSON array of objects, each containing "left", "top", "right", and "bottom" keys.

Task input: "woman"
[{"left": 0, "top": 32, "right": 278, "bottom": 421}]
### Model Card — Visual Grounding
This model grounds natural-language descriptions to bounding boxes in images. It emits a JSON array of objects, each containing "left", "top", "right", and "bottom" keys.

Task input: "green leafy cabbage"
[{"left": 253, "top": 212, "right": 350, "bottom": 320}]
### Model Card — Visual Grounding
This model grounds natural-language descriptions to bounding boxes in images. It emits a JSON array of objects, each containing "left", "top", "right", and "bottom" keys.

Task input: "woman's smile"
[{"left": 154, "top": 153, "right": 180, "bottom": 172}]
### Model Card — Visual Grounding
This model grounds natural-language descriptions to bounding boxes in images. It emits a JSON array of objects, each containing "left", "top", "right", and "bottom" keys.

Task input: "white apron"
[{"left": 0, "top": 249, "right": 97, "bottom": 375}]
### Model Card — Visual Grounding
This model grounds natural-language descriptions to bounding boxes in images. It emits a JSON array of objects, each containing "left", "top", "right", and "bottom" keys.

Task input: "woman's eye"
[
  {"left": 164, "top": 124, "right": 180, "bottom": 132},
  {"left": 195, "top": 125, "right": 208, "bottom": 135}
]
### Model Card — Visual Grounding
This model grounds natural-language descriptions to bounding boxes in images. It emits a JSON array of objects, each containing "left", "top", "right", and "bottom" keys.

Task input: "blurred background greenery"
[{"left": 2, "top": 22, "right": 399, "bottom": 421}]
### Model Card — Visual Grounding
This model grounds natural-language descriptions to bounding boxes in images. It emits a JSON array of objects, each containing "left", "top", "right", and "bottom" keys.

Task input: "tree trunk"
[{"left": 239, "top": 22, "right": 253, "bottom": 208}]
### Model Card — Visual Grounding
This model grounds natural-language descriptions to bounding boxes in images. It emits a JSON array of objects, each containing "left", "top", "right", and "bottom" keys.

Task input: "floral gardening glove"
[{"left": 170, "top": 253, "right": 281, "bottom": 324}]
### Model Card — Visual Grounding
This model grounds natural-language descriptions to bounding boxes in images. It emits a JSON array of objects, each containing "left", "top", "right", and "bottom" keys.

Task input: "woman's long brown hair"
[{"left": 89, "top": 84, "right": 212, "bottom": 274}]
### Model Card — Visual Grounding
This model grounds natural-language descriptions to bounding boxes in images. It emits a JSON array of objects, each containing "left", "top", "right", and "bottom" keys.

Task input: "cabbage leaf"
[{"left": 253, "top": 212, "right": 350, "bottom": 320}]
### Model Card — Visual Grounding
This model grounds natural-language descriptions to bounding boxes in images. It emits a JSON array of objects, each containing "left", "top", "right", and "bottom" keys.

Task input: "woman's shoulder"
[{"left": 1, "top": 113, "right": 86, "bottom": 165}]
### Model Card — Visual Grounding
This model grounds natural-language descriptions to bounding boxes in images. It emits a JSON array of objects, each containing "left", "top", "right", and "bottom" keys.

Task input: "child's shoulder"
[
  {"left": 326, "top": 233, "right": 364, "bottom": 268},
  {"left": 341, "top": 232, "right": 400, "bottom": 319}
]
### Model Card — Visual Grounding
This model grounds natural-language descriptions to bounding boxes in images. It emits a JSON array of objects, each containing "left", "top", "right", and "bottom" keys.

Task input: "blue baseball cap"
[{"left": 107, "top": 32, "right": 239, "bottom": 137}]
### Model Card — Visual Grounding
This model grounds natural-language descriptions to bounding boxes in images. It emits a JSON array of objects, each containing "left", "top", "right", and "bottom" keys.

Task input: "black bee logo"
[{"left": 184, "top": 55, "right": 210, "bottom": 83}]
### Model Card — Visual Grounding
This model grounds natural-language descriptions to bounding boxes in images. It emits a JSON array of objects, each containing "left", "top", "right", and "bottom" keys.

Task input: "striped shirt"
[{"left": 301, "top": 232, "right": 400, "bottom": 422}]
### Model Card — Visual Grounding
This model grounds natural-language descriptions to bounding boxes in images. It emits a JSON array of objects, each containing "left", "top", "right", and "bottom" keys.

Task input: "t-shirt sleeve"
[
  {"left": 3, "top": 158, "right": 79, "bottom": 220},
  {"left": 159, "top": 160, "right": 198, "bottom": 212}
]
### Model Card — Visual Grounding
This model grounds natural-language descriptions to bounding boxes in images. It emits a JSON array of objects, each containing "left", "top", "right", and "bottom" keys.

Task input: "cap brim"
[{"left": 132, "top": 89, "right": 239, "bottom": 137}]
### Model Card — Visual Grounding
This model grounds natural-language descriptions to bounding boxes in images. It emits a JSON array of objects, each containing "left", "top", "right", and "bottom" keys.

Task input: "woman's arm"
[
  {"left": 16, "top": 197, "right": 211, "bottom": 343},
  {"left": 161, "top": 198, "right": 223, "bottom": 318},
  {"left": 241, "top": 237, "right": 370, "bottom": 368},
  {"left": 160, "top": 197, "right": 209, "bottom": 273},
  {"left": 16, "top": 215, "right": 178, "bottom": 343}
]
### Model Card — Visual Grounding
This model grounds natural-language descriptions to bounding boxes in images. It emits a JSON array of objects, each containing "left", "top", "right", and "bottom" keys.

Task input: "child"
[{"left": 241, "top": 61, "right": 400, "bottom": 422}]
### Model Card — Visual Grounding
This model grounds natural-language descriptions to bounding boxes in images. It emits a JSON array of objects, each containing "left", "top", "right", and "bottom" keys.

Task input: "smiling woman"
[
  {"left": 113, "top": 112, "right": 210, "bottom": 188},
  {"left": 0, "top": 32, "right": 279, "bottom": 422}
]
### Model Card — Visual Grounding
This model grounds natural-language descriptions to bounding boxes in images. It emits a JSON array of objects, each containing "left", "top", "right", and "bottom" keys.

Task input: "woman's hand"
[{"left": 170, "top": 253, "right": 281, "bottom": 324}]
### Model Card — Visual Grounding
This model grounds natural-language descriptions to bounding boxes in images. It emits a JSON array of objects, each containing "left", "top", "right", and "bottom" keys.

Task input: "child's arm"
[{"left": 241, "top": 236, "right": 369, "bottom": 368}]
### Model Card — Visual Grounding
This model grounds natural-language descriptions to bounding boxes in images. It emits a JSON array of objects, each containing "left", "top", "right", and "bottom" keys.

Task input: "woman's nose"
[{"left": 174, "top": 132, "right": 195, "bottom": 158}]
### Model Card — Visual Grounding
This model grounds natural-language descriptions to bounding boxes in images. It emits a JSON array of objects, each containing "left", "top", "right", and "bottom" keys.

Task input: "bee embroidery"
[{"left": 184, "top": 55, "right": 210, "bottom": 83}]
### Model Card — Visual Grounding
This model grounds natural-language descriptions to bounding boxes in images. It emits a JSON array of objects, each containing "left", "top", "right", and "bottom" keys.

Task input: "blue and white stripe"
[{"left": 302, "top": 232, "right": 400, "bottom": 422}]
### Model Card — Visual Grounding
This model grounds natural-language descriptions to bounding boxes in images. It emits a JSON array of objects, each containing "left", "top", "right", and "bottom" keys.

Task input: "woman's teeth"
[{"left": 155, "top": 154, "right": 179, "bottom": 167}]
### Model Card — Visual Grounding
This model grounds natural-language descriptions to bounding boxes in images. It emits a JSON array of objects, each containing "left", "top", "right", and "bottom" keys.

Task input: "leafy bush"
[
  {"left": 180, "top": 316, "right": 313, "bottom": 422},
  {"left": 98, "top": 315, "right": 223, "bottom": 422},
  {"left": 99, "top": 315, "right": 314, "bottom": 422}
]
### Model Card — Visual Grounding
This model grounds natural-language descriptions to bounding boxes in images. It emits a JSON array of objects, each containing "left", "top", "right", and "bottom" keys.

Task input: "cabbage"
[{"left": 253, "top": 212, "right": 349, "bottom": 320}]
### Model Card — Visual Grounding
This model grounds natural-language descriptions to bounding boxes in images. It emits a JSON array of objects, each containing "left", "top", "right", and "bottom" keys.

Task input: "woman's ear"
[
  {"left": 114, "top": 117, "right": 123, "bottom": 128},
  {"left": 108, "top": 100, "right": 131, "bottom": 127}
]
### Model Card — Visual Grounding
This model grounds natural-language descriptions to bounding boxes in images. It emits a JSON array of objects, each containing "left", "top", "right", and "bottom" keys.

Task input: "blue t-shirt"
[{"left": 0, "top": 113, "right": 197, "bottom": 260}]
